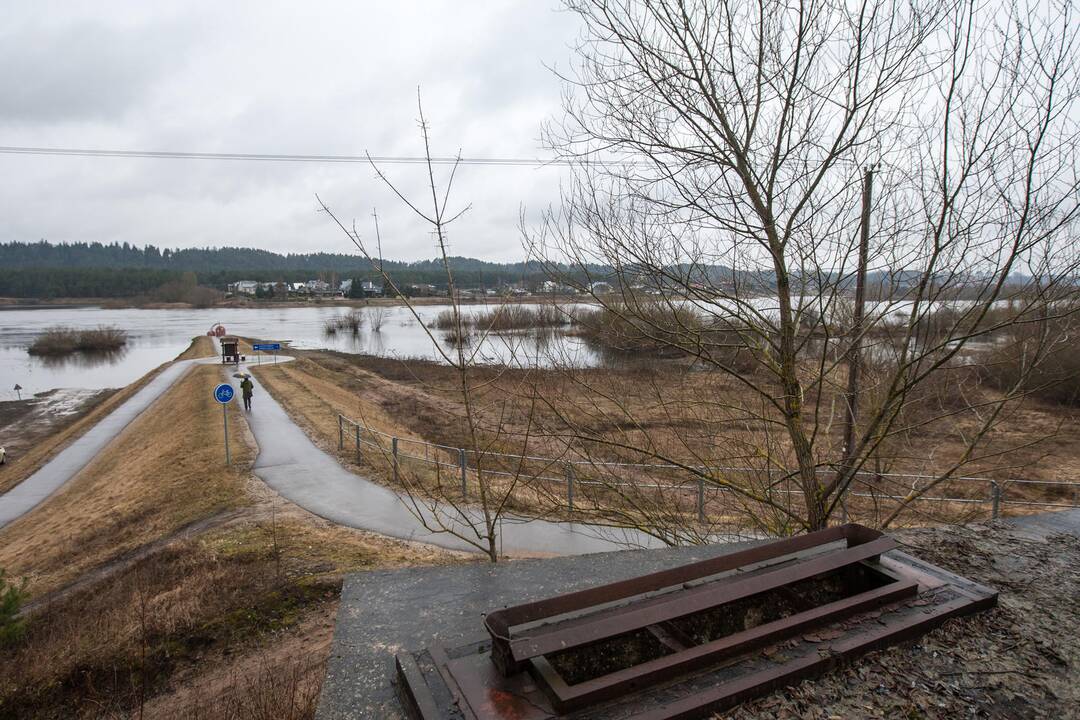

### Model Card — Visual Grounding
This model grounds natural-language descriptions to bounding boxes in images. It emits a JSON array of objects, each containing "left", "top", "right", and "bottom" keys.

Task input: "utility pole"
[{"left": 840, "top": 165, "right": 874, "bottom": 514}]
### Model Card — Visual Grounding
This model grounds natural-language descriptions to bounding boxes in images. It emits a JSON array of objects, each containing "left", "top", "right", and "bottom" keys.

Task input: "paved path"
[
  {"left": 0, "top": 347, "right": 663, "bottom": 555},
  {"left": 7, "top": 341, "right": 1078, "bottom": 557},
  {"left": 242, "top": 361, "right": 666, "bottom": 555},
  {"left": 0, "top": 358, "right": 201, "bottom": 528},
  {"left": 1004, "top": 507, "right": 1080, "bottom": 539}
]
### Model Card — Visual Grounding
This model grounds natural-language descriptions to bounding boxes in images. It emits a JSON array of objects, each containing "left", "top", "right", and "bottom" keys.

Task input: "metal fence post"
[
  {"left": 355, "top": 423, "right": 361, "bottom": 459},
  {"left": 991, "top": 480, "right": 1001, "bottom": 519},
  {"left": 566, "top": 463, "right": 575, "bottom": 512},
  {"left": 392, "top": 437, "right": 399, "bottom": 483},
  {"left": 459, "top": 448, "right": 468, "bottom": 499},
  {"left": 338, "top": 415, "right": 344, "bottom": 450},
  {"left": 697, "top": 478, "right": 705, "bottom": 523}
]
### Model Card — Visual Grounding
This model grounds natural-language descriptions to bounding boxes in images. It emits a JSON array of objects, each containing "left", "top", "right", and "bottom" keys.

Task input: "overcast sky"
[{"left": 0, "top": 1, "right": 582, "bottom": 261}]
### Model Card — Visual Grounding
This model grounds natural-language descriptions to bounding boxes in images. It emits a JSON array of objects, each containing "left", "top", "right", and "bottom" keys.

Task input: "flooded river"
[
  {"left": 0, "top": 304, "right": 600, "bottom": 398},
  {"left": 0, "top": 296, "right": 1007, "bottom": 398}
]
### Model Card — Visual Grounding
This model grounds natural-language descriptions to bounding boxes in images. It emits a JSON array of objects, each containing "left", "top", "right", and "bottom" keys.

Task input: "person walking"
[{"left": 240, "top": 376, "right": 254, "bottom": 411}]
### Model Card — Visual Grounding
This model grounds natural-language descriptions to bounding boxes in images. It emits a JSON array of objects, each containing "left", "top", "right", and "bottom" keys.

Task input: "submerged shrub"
[
  {"left": 433, "top": 304, "right": 571, "bottom": 332},
  {"left": 323, "top": 310, "right": 365, "bottom": 335},
  {"left": 27, "top": 326, "right": 128, "bottom": 355}
]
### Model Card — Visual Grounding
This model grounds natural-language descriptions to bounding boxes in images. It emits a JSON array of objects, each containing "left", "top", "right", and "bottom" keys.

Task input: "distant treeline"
[
  {"left": 0, "top": 240, "right": 555, "bottom": 277},
  {"left": 0, "top": 240, "right": 587, "bottom": 298},
  {"left": 0, "top": 267, "right": 182, "bottom": 299},
  {"left": 0, "top": 266, "right": 560, "bottom": 299}
]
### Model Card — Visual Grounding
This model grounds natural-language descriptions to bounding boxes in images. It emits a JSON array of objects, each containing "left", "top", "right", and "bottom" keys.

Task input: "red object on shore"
[{"left": 207, "top": 323, "right": 227, "bottom": 337}]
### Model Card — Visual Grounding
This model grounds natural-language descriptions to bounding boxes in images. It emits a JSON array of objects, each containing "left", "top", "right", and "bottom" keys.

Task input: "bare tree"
[
  {"left": 527, "top": 0, "right": 1080, "bottom": 531},
  {"left": 318, "top": 93, "right": 553, "bottom": 561}
]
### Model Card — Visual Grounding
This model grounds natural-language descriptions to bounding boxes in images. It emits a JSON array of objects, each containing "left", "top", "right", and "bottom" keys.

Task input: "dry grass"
[
  {"left": 0, "top": 504, "right": 463, "bottom": 718},
  {"left": 322, "top": 310, "right": 364, "bottom": 335},
  {"left": 0, "top": 363, "right": 253, "bottom": 596},
  {"left": 146, "top": 615, "right": 331, "bottom": 720},
  {"left": 177, "top": 335, "right": 217, "bottom": 360},
  {"left": 256, "top": 350, "right": 1080, "bottom": 529},
  {"left": 0, "top": 336, "right": 466, "bottom": 718},
  {"left": 433, "top": 304, "right": 571, "bottom": 332},
  {"left": 0, "top": 336, "right": 210, "bottom": 496}
]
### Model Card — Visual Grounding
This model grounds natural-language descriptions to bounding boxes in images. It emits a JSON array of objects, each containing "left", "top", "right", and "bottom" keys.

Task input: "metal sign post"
[
  {"left": 213, "top": 383, "right": 235, "bottom": 464},
  {"left": 252, "top": 343, "right": 282, "bottom": 366}
]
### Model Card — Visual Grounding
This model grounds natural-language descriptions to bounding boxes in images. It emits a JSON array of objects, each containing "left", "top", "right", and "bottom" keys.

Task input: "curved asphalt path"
[
  {"left": 5, "top": 342, "right": 1077, "bottom": 554},
  {"left": 241, "top": 358, "right": 665, "bottom": 554},
  {"left": 0, "top": 346, "right": 663, "bottom": 555}
]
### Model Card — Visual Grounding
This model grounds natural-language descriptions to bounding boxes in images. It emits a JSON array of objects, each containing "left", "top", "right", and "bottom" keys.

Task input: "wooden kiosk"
[{"left": 220, "top": 337, "right": 241, "bottom": 365}]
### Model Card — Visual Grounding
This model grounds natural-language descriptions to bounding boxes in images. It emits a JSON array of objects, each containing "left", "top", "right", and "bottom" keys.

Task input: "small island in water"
[{"left": 27, "top": 326, "right": 129, "bottom": 356}]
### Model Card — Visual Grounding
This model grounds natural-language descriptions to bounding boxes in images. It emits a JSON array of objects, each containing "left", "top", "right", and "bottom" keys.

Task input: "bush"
[
  {"left": 573, "top": 302, "right": 705, "bottom": 353},
  {"left": 323, "top": 311, "right": 365, "bottom": 335},
  {"left": 0, "top": 569, "right": 27, "bottom": 647},
  {"left": 432, "top": 304, "right": 571, "bottom": 332},
  {"left": 151, "top": 280, "right": 222, "bottom": 307},
  {"left": 27, "top": 326, "right": 128, "bottom": 355},
  {"left": 982, "top": 313, "right": 1080, "bottom": 406}
]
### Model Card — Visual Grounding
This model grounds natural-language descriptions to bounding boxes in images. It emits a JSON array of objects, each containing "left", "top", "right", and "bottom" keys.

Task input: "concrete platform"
[{"left": 315, "top": 541, "right": 765, "bottom": 719}]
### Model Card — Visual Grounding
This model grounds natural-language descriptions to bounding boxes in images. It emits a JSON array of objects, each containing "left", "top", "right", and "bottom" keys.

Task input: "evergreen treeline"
[
  {"left": 0, "top": 240, "right": 588, "bottom": 298},
  {"left": 0, "top": 268, "right": 181, "bottom": 299},
  {"left": 0, "top": 240, "right": 551, "bottom": 276}
]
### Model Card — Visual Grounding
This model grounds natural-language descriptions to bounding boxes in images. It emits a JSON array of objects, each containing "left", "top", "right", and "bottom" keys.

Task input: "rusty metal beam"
[
  {"left": 529, "top": 576, "right": 917, "bottom": 712},
  {"left": 487, "top": 524, "right": 882, "bottom": 675},
  {"left": 396, "top": 525, "right": 998, "bottom": 720},
  {"left": 508, "top": 536, "right": 896, "bottom": 662}
]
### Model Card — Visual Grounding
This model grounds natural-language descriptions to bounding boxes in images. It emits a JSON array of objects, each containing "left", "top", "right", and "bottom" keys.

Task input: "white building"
[{"left": 228, "top": 280, "right": 260, "bottom": 295}]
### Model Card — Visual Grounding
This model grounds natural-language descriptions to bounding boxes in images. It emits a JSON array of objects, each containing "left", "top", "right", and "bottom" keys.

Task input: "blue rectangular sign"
[{"left": 252, "top": 343, "right": 281, "bottom": 351}]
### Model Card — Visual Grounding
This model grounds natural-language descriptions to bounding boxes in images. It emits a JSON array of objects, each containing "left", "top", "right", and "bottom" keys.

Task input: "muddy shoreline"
[{"left": 0, "top": 389, "right": 117, "bottom": 465}]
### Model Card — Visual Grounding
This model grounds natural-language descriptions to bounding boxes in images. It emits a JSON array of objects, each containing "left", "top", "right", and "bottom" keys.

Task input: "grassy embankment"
[
  {"left": 252, "top": 347, "right": 1080, "bottom": 530},
  {"left": 0, "top": 337, "right": 464, "bottom": 719},
  {"left": 0, "top": 337, "right": 212, "bottom": 496}
]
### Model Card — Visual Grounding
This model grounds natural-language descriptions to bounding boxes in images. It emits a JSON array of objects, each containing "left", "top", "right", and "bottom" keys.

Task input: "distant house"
[
  {"left": 405, "top": 283, "right": 439, "bottom": 297},
  {"left": 228, "top": 280, "right": 260, "bottom": 295},
  {"left": 590, "top": 281, "right": 615, "bottom": 295},
  {"left": 541, "top": 280, "right": 576, "bottom": 295},
  {"left": 340, "top": 279, "right": 382, "bottom": 297}
]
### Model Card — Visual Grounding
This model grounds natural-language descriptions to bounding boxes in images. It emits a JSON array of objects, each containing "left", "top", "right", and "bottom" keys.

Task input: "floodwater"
[
  {"left": 0, "top": 304, "right": 600, "bottom": 398},
  {"left": 0, "top": 297, "right": 1009, "bottom": 398}
]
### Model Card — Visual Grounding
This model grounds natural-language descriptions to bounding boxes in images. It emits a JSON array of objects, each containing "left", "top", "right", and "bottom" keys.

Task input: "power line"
[
  {"left": 0, "top": 144, "right": 892, "bottom": 172},
  {"left": 0, "top": 145, "right": 577, "bottom": 167}
]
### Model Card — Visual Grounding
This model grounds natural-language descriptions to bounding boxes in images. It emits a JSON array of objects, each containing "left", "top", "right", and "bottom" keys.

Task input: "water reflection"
[
  {"left": 0, "top": 303, "right": 606, "bottom": 397},
  {"left": 37, "top": 347, "right": 129, "bottom": 370}
]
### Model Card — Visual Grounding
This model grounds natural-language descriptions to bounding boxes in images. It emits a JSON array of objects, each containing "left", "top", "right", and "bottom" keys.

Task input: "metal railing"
[{"left": 337, "top": 414, "right": 1080, "bottom": 524}]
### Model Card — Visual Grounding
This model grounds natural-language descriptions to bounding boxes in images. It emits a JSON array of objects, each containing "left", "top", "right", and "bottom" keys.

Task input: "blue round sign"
[{"left": 213, "top": 383, "right": 235, "bottom": 404}]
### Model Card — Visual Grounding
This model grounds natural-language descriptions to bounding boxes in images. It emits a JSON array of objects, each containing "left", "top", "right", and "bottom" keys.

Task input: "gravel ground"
[{"left": 722, "top": 520, "right": 1080, "bottom": 719}]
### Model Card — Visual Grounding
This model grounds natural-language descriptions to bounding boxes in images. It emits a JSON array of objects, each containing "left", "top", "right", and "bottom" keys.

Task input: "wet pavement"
[
  {"left": 1004, "top": 507, "right": 1080, "bottom": 539},
  {"left": 240, "top": 360, "right": 667, "bottom": 555},
  {"left": 1, "top": 345, "right": 665, "bottom": 553},
  {"left": 0, "top": 358, "right": 200, "bottom": 528}
]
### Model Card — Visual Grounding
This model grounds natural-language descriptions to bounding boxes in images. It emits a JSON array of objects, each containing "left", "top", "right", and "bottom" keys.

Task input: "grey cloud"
[
  {"left": 0, "top": 2, "right": 581, "bottom": 261},
  {"left": 0, "top": 19, "right": 195, "bottom": 123}
]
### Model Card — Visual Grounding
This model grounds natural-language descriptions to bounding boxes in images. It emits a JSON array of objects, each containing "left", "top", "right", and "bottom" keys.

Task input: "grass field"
[
  {"left": 0, "top": 338, "right": 466, "bottom": 719},
  {"left": 252, "top": 348, "right": 1080, "bottom": 532}
]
